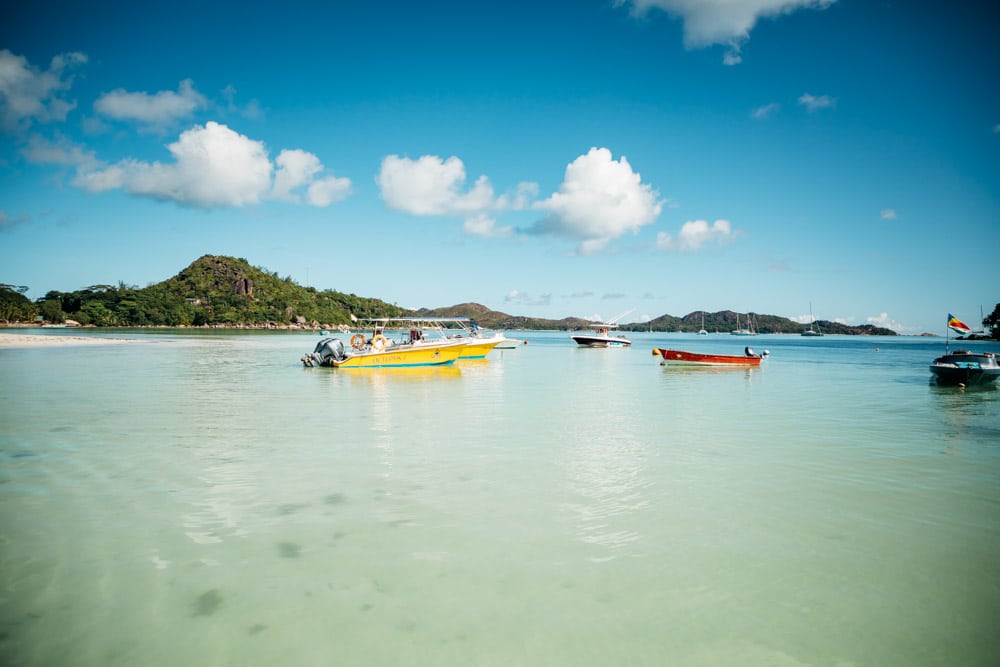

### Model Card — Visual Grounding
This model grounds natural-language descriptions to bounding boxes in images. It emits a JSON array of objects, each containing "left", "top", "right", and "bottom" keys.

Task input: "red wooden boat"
[{"left": 653, "top": 347, "right": 768, "bottom": 366}]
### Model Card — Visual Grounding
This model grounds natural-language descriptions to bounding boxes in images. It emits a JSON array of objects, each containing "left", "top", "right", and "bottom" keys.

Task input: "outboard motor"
[{"left": 303, "top": 337, "right": 346, "bottom": 366}]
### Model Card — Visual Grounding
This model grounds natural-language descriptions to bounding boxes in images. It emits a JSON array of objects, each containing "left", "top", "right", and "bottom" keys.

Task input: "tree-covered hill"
[
  {"left": 24, "top": 255, "right": 406, "bottom": 327},
  {"left": 627, "top": 310, "right": 897, "bottom": 335},
  {"left": 0, "top": 284, "right": 34, "bottom": 322},
  {"left": 7, "top": 254, "right": 991, "bottom": 336},
  {"left": 413, "top": 303, "right": 592, "bottom": 331}
]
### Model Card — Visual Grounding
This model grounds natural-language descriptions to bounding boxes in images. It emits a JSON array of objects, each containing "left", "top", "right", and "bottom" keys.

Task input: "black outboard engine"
[{"left": 303, "top": 337, "right": 346, "bottom": 366}]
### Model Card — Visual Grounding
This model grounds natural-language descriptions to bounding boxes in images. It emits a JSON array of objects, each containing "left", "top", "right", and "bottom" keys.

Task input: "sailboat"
[
  {"left": 802, "top": 303, "right": 823, "bottom": 337},
  {"left": 731, "top": 312, "right": 755, "bottom": 336},
  {"left": 697, "top": 312, "right": 708, "bottom": 335}
]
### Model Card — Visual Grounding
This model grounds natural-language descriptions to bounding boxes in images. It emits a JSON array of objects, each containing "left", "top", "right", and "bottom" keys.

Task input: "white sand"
[{"left": 0, "top": 333, "right": 139, "bottom": 348}]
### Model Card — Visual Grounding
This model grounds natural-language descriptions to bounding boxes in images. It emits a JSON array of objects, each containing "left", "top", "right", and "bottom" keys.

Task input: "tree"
[
  {"left": 983, "top": 303, "right": 1000, "bottom": 341},
  {"left": 80, "top": 301, "right": 117, "bottom": 326},
  {"left": 39, "top": 299, "right": 65, "bottom": 323},
  {"left": 0, "top": 285, "right": 36, "bottom": 322}
]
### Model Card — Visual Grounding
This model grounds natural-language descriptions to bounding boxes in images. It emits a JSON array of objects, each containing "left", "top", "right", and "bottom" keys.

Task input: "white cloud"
[
  {"left": 0, "top": 49, "right": 87, "bottom": 132},
  {"left": 94, "top": 79, "right": 206, "bottom": 128},
  {"left": 377, "top": 154, "right": 495, "bottom": 215},
  {"left": 798, "top": 92, "right": 836, "bottom": 112},
  {"left": 377, "top": 154, "right": 534, "bottom": 236},
  {"left": 751, "top": 102, "right": 780, "bottom": 119},
  {"left": 504, "top": 290, "right": 551, "bottom": 307},
  {"left": 74, "top": 121, "right": 349, "bottom": 209},
  {"left": 20, "top": 133, "right": 101, "bottom": 171},
  {"left": 880, "top": 208, "right": 897, "bottom": 220},
  {"left": 306, "top": 176, "right": 352, "bottom": 206},
  {"left": 532, "top": 147, "right": 662, "bottom": 255},
  {"left": 495, "top": 182, "right": 538, "bottom": 211},
  {"left": 620, "top": 0, "right": 836, "bottom": 64},
  {"left": 272, "top": 149, "right": 351, "bottom": 205},
  {"left": 867, "top": 312, "right": 906, "bottom": 332},
  {"left": 272, "top": 149, "right": 322, "bottom": 201},
  {"left": 221, "top": 84, "right": 263, "bottom": 120},
  {"left": 656, "top": 219, "right": 733, "bottom": 251},
  {"left": 463, "top": 213, "right": 514, "bottom": 239}
]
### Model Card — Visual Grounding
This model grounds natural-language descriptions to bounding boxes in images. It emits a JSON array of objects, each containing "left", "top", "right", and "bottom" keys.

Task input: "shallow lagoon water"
[{"left": 1, "top": 330, "right": 998, "bottom": 665}]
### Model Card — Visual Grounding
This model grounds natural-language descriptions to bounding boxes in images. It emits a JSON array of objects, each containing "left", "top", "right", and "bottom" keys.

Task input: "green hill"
[
  {"left": 629, "top": 310, "right": 896, "bottom": 335},
  {"left": 31, "top": 255, "right": 406, "bottom": 327},
  {"left": 413, "top": 303, "right": 591, "bottom": 331},
  {"left": 9, "top": 254, "right": 898, "bottom": 335}
]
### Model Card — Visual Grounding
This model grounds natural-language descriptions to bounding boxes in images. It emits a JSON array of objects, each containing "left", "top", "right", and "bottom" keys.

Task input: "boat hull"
[
  {"left": 572, "top": 335, "right": 631, "bottom": 347},
  {"left": 458, "top": 335, "right": 505, "bottom": 359},
  {"left": 929, "top": 351, "right": 1000, "bottom": 386},
  {"left": 654, "top": 348, "right": 762, "bottom": 366},
  {"left": 332, "top": 344, "right": 463, "bottom": 368}
]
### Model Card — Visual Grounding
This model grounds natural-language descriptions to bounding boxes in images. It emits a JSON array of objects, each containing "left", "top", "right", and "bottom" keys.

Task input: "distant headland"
[{"left": 0, "top": 254, "right": 970, "bottom": 336}]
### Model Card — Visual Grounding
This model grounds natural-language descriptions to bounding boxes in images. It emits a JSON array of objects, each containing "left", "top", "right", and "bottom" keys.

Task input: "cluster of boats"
[
  {"left": 301, "top": 318, "right": 523, "bottom": 368},
  {"left": 301, "top": 313, "right": 997, "bottom": 388}
]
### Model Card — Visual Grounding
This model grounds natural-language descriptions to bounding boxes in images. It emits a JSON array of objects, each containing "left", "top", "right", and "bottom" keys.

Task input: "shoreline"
[{"left": 0, "top": 333, "right": 140, "bottom": 348}]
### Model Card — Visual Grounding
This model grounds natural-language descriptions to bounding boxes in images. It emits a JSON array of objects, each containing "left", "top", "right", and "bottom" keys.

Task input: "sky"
[{"left": 1, "top": 0, "right": 998, "bottom": 334}]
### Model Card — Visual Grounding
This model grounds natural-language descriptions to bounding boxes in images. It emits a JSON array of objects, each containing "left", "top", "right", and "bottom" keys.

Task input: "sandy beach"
[{"left": 0, "top": 333, "right": 139, "bottom": 348}]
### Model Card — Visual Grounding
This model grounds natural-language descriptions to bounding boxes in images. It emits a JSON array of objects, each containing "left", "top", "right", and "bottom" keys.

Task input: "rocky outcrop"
[{"left": 234, "top": 277, "right": 253, "bottom": 296}]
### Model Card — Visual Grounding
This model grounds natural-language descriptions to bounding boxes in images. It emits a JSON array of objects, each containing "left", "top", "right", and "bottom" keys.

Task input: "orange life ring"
[
  {"left": 371, "top": 334, "right": 388, "bottom": 351},
  {"left": 350, "top": 333, "right": 365, "bottom": 349}
]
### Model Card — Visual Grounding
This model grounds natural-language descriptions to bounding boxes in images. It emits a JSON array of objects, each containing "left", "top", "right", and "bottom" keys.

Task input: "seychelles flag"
[{"left": 947, "top": 314, "right": 971, "bottom": 334}]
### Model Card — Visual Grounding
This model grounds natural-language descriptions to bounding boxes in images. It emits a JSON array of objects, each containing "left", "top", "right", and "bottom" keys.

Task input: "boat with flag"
[
  {"left": 929, "top": 313, "right": 1000, "bottom": 386},
  {"left": 652, "top": 346, "right": 769, "bottom": 367}
]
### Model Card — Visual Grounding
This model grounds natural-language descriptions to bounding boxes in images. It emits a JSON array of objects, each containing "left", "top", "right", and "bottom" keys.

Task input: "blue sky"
[{"left": 2, "top": 0, "right": 997, "bottom": 333}]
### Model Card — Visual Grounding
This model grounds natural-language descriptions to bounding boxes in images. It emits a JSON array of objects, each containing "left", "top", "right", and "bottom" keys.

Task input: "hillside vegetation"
[
  {"left": 8, "top": 254, "right": 994, "bottom": 336},
  {"left": 9, "top": 255, "right": 405, "bottom": 327}
]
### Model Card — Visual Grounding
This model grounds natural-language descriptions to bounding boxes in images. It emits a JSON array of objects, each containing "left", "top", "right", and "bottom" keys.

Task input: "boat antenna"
[{"left": 607, "top": 309, "right": 635, "bottom": 324}]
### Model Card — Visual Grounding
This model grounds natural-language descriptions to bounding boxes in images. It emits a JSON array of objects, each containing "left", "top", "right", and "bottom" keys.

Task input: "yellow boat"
[{"left": 301, "top": 318, "right": 469, "bottom": 368}]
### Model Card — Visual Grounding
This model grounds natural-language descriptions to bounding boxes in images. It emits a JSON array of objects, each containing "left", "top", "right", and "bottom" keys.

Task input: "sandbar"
[{"left": 0, "top": 333, "right": 139, "bottom": 348}]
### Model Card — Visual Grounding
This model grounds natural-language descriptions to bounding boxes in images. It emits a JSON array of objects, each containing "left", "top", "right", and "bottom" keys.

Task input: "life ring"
[
  {"left": 371, "top": 334, "right": 388, "bottom": 351},
  {"left": 350, "top": 333, "right": 365, "bottom": 349}
]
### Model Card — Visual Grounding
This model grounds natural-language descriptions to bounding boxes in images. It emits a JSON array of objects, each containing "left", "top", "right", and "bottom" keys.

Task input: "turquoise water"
[{"left": 1, "top": 330, "right": 998, "bottom": 666}]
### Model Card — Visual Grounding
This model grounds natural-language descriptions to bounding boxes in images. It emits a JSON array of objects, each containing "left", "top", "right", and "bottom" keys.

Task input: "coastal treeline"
[
  {"left": 1, "top": 255, "right": 405, "bottom": 328},
  {"left": 2, "top": 255, "right": 998, "bottom": 337}
]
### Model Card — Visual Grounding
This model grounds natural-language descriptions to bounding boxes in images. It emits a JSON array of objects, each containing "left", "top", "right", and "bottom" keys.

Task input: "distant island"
[{"left": 1, "top": 255, "right": 995, "bottom": 337}]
